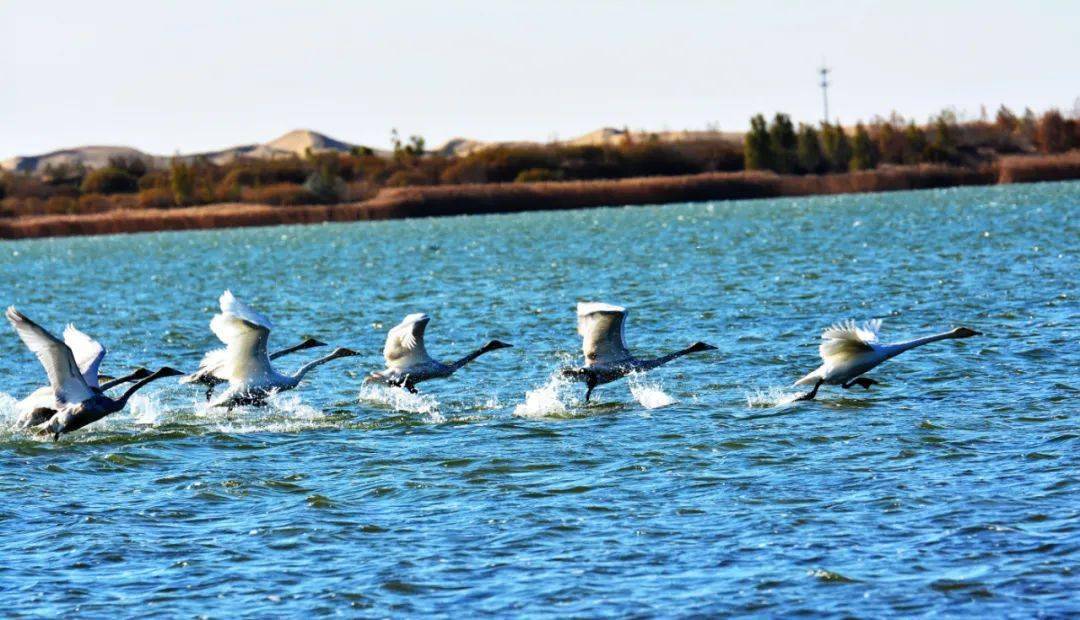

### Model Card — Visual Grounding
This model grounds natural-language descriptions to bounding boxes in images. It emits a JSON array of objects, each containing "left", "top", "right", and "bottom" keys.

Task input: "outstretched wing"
[
  {"left": 819, "top": 319, "right": 882, "bottom": 363},
  {"left": 384, "top": 313, "right": 433, "bottom": 369},
  {"left": 577, "top": 302, "right": 631, "bottom": 366},
  {"left": 63, "top": 324, "right": 107, "bottom": 389},
  {"left": 7, "top": 307, "right": 95, "bottom": 404},
  {"left": 210, "top": 291, "right": 273, "bottom": 381}
]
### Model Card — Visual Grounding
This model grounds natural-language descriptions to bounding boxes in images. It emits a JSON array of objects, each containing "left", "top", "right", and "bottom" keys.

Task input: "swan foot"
[
  {"left": 204, "top": 386, "right": 214, "bottom": 401},
  {"left": 795, "top": 379, "right": 824, "bottom": 402},
  {"left": 842, "top": 378, "right": 878, "bottom": 390}
]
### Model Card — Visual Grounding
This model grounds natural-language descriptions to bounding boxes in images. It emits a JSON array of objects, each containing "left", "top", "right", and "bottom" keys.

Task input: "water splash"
[
  {"left": 0, "top": 392, "right": 20, "bottom": 431},
  {"left": 745, "top": 386, "right": 805, "bottom": 408},
  {"left": 129, "top": 393, "right": 167, "bottom": 426},
  {"left": 627, "top": 373, "right": 676, "bottom": 409},
  {"left": 357, "top": 383, "right": 443, "bottom": 422},
  {"left": 513, "top": 371, "right": 580, "bottom": 418}
]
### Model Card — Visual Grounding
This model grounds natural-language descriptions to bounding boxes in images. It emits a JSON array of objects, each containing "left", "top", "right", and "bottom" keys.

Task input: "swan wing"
[
  {"left": 577, "top": 302, "right": 631, "bottom": 365},
  {"left": 63, "top": 324, "right": 106, "bottom": 389},
  {"left": 819, "top": 319, "right": 882, "bottom": 363},
  {"left": 6, "top": 307, "right": 95, "bottom": 404},
  {"left": 210, "top": 291, "right": 273, "bottom": 381},
  {"left": 384, "top": 313, "right": 433, "bottom": 369},
  {"left": 197, "top": 347, "right": 231, "bottom": 380}
]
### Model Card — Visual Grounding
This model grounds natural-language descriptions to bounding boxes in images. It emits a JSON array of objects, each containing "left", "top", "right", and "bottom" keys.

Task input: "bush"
[
  {"left": 303, "top": 169, "right": 346, "bottom": 203},
  {"left": 77, "top": 194, "right": 116, "bottom": 213},
  {"left": 45, "top": 196, "right": 78, "bottom": 215},
  {"left": 241, "top": 183, "right": 316, "bottom": 206},
  {"left": 386, "top": 169, "right": 433, "bottom": 187},
  {"left": 80, "top": 167, "right": 138, "bottom": 194},
  {"left": 514, "top": 168, "right": 564, "bottom": 183},
  {"left": 744, "top": 114, "right": 772, "bottom": 170},
  {"left": 138, "top": 187, "right": 176, "bottom": 209}
]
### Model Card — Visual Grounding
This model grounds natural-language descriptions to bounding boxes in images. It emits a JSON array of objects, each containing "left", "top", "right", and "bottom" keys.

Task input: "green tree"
[
  {"left": 903, "top": 123, "right": 927, "bottom": 164},
  {"left": 849, "top": 123, "right": 878, "bottom": 170},
  {"left": 820, "top": 122, "right": 851, "bottom": 172},
  {"left": 924, "top": 115, "right": 958, "bottom": 164},
  {"left": 795, "top": 124, "right": 824, "bottom": 174},
  {"left": 743, "top": 114, "right": 773, "bottom": 171},
  {"left": 170, "top": 159, "right": 195, "bottom": 206},
  {"left": 768, "top": 113, "right": 797, "bottom": 173}
]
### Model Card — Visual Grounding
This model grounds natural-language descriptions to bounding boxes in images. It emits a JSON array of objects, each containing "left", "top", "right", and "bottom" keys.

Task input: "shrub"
[
  {"left": 303, "top": 168, "right": 346, "bottom": 203},
  {"left": 1036, "top": 109, "right": 1071, "bottom": 153},
  {"left": 514, "top": 168, "right": 564, "bottom": 183},
  {"left": 77, "top": 193, "right": 116, "bottom": 213},
  {"left": 45, "top": 196, "right": 78, "bottom": 214},
  {"left": 138, "top": 187, "right": 175, "bottom": 209},
  {"left": 107, "top": 155, "right": 148, "bottom": 178},
  {"left": 241, "top": 183, "right": 316, "bottom": 206},
  {"left": 80, "top": 167, "right": 138, "bottom": 194},
  {"left": 386, "top": 169, "right": 433, "bottom": 187}
]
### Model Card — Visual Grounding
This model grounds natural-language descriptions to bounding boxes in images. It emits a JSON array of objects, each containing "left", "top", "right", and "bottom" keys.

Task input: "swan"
[
  {"left": 206, "top": 291, "right": 358, "bottom": 408},
  {"left": 14, "top": 322, "right": 152, "bottom": 429},
  {"left": 793, "top": 319, "right": 981, "bottom": 401},
  {"left": 6, "top": 307, "right": 182, "bottom": 440},
  {"left": 562, "top": 303, "right": 717, "bottom": 401},
  {"left": 366, "top": 313, "right": 512, "bottom": 392},
  {"left": 181, "top": 336, "right": 327, "bottom": 400}
]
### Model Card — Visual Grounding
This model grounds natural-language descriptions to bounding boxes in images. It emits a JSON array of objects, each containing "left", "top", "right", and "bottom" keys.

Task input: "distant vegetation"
[{"left": 2, "top": 106, "right": 1078, "bottom": 219}]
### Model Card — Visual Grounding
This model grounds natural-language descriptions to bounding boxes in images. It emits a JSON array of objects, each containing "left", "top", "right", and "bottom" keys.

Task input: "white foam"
[
  {"left": 745, "top": 386, "right": 805, "bottom": 408},
  {"left": 627, "top": 372, "right": 676, "bottom": 409},
  {"left": 357, "top": 383, "right": 443, "bottom": 422},
  {"left": 513, "top": 371, "right": 580, "bottom": 418},
  {"left": 129, "top": 393, "right": 167, "bottom": 426}
]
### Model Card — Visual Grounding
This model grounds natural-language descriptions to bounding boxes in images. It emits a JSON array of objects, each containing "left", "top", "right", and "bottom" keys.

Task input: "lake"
[{"left": 1, "top": 181, "right": 1077, "bottom": 616}]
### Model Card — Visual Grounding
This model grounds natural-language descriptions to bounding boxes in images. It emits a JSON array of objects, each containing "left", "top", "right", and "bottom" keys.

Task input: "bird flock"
[{"left": 5, "top": 291, "right": 980, "bottom": 440}]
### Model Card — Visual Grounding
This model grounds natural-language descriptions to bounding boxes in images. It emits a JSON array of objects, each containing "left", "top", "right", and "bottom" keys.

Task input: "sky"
[{"left": 2, "top": 0, "right": 1078, "bottom": 157}]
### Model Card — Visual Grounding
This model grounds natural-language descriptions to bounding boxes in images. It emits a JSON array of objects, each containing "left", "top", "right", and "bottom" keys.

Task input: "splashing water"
[
  {"left": 129, "top": 393, "right": 166, "bottom": 426},
  {"left": 627, "top": 373, "right": 676, "bottom": 409},
  {"left": 0, "top": 392, "right": 19, "bottom": 430},
  {"left": 514, "top": 371, "right": 581, "bottom": 418},
  {"left": 357, "top": 383, "right": 443, "bottom": 422},
  {"left": 745, "top": 386, "right": 805, "bottom": 408}
]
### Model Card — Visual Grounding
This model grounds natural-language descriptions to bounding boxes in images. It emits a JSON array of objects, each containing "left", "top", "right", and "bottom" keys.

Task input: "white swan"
[
  {"left": 181, "top": 336, "right": 326, "bottom": 400},
  {"left": 206, "top": 291, "right": 357, "bottom": 408},
  {"left": 366, "top": 313, "right": 512, "bottom": 392},
  {"left": 562, "top": 303, "right": 717, "bottom": 401},
  {"left": 793, "top": 319, "right": 981, "bottom": 400},
  {"left": 15, "top": 323, "right": 151, "bottom": 428},
  {"left": 6, "top": 307, "right": 182, "bottom": 440}
]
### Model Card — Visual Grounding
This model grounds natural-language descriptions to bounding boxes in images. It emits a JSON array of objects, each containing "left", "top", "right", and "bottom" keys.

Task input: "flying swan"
[
  {"left": 182, "top": 336, "right": 326, "bottom": 400},
  {"left": 203, "top": 291, "right": 357, "bottom": 408},
  {"left": 14, "top": 322, "right": 151, "bottom": 429},
  {"left": 6, "top": 307, "right": 182, "bottom": 440},
  {"left": 562, "top": 303, "right": 717, "bottom": 401},
  {"left": 794, "top": 319, "right": 981, "bottom": 401},
  {"left": 366, "top": 313, "right": 512, "bottom": 392}
]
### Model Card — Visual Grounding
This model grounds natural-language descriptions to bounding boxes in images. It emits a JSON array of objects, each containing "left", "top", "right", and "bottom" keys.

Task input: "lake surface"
[{"left": 1, "top": 182, "right": 1077, "bottom": 617}]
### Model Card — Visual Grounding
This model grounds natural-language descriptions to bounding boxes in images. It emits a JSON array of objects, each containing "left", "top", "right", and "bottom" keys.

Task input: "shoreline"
[{"left": 2, "top": 154, "right": 1078, "bottom": 240}]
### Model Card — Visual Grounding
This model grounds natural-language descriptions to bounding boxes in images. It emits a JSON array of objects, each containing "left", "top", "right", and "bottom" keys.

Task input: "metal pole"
[{"left": 819, "top": 65, "right": 830, "bottom": 123}]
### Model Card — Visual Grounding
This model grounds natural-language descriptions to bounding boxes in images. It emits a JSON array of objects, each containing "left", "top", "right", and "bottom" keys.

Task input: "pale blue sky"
[{"left": 3, "top": 1, "right": 1078, "bottom": 157}]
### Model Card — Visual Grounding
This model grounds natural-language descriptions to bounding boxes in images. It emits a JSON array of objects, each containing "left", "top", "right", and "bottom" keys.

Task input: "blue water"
[{"left": 1, "top": 182, "right": 1077, "bottom": 616}]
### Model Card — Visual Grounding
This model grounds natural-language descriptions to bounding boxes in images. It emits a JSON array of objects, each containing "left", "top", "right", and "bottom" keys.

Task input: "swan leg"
[
  {"left": 795, "top": 379, "right": 824, "bottom": 402},
  {"left": 204, "top": 385, "right": 214, "bottom": 401}
]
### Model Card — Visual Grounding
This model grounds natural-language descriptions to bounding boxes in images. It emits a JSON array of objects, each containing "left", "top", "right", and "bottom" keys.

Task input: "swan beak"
[{"left": 335, "top": 348, "right": 360, "bottom": 358}]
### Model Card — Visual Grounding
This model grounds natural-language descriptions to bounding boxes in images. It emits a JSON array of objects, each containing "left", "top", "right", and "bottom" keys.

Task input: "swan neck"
[
  {"left": 889, "top": 331, "right": 956, "bottom": 355},
  {"left": 290, "top": 352, "right": 341, "bottom": 382},
  {"left": 115, "top": 373, "right": 169, "bottom": 407},
  {"left": 449, "top": 346, "right": 490, "bottom": 372},
  {"left": 270, "top": 340, "right": 307, "bottom": 361}
]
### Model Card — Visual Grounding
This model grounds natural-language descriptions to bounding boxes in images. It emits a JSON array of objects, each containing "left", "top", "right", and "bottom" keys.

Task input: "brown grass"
[
  {"left": 997, "top": 150, "right": 1080, "bottom": 184},
  {"left": 1, "top": 158, "right": 1076, "bottom": 240}
]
